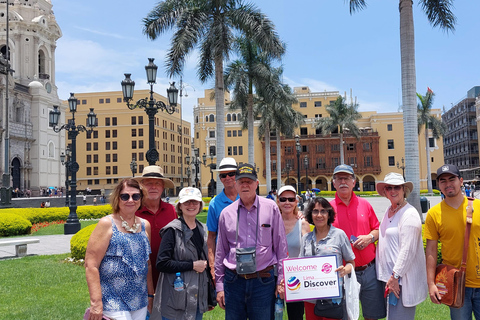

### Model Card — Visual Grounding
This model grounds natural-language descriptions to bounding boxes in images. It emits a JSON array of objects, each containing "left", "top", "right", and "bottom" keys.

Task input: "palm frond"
[
  {"left": 348, "top": 0, "right": 367, "bottom": 14},
  {"left": 420, "top": 0, "right": 456, "bottom": 32}
]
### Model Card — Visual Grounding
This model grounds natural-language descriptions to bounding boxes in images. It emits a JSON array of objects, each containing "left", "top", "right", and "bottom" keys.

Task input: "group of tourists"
[{"left": 83, "top": 158, "right": 480, "bottom": 320}]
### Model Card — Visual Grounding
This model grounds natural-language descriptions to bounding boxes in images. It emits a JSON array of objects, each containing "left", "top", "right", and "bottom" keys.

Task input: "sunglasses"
[
  {"left": 279, "top": 197, "right": 296, "bottom": 203},
  {"left": 219, "top": 172, "right": 236, "bottom": 179},
  {"left": 119, "top": 193, "right": 142, "bottom": 201},
  {"left": 385, "top": 185, "right": 403, "bottom": 192}
]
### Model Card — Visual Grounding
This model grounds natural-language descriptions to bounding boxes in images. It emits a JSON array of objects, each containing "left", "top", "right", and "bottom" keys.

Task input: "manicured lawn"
[{"left": 31, "top": 219, "right": 99, "bottom": 236}]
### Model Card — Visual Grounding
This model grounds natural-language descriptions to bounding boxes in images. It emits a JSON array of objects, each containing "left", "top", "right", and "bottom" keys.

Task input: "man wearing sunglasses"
[
  {"left": 135, "top": 165, "right": 177, "bottom": 289},
  {"left": 207, "top": 157, "right": 239, "bottom": 279},
  {"left": 330, "top": 164, "right": 385, "bottom": 320}
]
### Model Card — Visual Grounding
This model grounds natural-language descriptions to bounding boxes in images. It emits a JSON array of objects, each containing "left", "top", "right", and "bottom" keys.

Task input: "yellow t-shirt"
[{"left": 424, "top": 197, "right": 480, "bottom": 287}]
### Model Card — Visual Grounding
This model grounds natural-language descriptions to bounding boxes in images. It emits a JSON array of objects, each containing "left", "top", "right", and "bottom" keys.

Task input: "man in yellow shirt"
[{"left": 425, "top": 164, "right": 480, "bottom": 319}]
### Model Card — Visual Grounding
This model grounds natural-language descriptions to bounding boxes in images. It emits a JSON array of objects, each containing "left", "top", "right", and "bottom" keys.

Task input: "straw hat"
[
  {"left": 214, "top": 157, "right": 237, "bottom": 172},
  {"left": 376, "top": 172, "right": 414, "bottom": 198},
  {"left": 135, "top": 165, "right": 175, "bottom": 189}
]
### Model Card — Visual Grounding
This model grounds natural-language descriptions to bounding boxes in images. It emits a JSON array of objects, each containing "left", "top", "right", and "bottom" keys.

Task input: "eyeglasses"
[
  {"left": 119, "top": 193, "right": 142, "bottom": 201},
  {"left": 279, "top": 197, "right": 296, "bottom": 203},
  {"left": 385, "top": 185, "right": 403, "bottom": 192},
  {"left": 334, "top": 176, "right": 353, "bottom": 182},
  {"left": 312, "top": 209, "right": 329, "bottom": 216},
  {"left": 219, "top": 172, "right": 236, "bottom": 179},
  {"left": 182, "top": 200, "right": 200, "bottom": 205}
]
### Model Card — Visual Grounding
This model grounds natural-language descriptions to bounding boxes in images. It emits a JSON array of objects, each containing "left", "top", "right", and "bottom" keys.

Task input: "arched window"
[
  {"left": 232, "top": 113, "right": 237, "bottom": 121},
  {"left": 205, "top": 116, "right": 209, "bottom": 122},
  {"left": 209, "top": 114, "right": 215, "bottom": 122},
  {"left": 195, "top": 116, "right": 198, "bottom": 123},
  {"left": 209, "top": 146, "right": 216, "bottom": 156},
  {"left": 0, "top": 45, "right": 10, "bottom": 60},
  {"left": 48, "top": 141, "right": 55, "bottom": 158},
  {"left": 227, "top": 114, "right": 231, "bottom": 121}
]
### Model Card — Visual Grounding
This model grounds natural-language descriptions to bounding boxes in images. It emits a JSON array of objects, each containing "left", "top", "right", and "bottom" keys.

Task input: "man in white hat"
[
  {"left": 135, "top": 165, "right": 177, "bottom": 289},
  {"left": 206, "top": 157, "right": 239, "bottom": 279}
]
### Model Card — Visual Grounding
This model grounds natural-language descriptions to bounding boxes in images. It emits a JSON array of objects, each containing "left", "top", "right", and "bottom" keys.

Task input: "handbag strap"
[{"left": 461, "top": 197, "right": 474, "bottom": 271}]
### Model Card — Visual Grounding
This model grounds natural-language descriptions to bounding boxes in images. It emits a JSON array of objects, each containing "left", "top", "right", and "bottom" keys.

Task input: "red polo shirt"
[
  {"left": 136, "top": 200, "right": 177, "bottom": 288},
  {"left": 331, "top": 192, "right": 379, "bottom": 267}
]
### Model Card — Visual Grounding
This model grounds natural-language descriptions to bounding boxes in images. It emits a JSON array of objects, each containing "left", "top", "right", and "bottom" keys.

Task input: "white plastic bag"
[{"left": 344, "top": 263, "right": 361, "bottom": 320}]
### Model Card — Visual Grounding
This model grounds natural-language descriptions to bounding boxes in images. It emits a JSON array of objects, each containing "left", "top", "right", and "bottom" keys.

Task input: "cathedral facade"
[{"left": 0, "top": 0, "right": 65, "bottom": 196}]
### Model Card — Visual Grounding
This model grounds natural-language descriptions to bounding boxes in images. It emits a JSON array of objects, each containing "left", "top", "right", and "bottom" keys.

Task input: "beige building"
[
  {"left": 193, "top": 86, "right": 444, "bottom": 195},
  {"left": 72, "top": 90, "right": 191, "bottom": 195}
]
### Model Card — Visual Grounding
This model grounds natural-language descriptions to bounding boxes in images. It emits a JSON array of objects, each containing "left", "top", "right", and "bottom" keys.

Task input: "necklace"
[
  {"left": 389, "top": 200, "right": 407, "bottom": 222},
  {"left": 119, "top": 215, "right": 140, "bottom": 233}
]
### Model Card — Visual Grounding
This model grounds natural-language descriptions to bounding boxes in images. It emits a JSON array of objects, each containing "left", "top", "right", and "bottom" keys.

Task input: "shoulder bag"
[{"left": 434, "top": 197, "right": 473, "bottom": 308}]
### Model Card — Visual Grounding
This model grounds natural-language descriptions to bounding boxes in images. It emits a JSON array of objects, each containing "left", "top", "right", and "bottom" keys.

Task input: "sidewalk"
[
  {"left": 0, "top": 196, "right": 441, "bottom": 260},
  {"left": 0, "top": 234, "right": 73, "bottom": 260}
]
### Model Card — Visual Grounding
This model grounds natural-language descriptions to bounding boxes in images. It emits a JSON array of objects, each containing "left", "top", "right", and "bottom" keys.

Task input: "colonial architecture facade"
[
  {"left": 0, "top": 0, "right": 64, "bottom": 196},
  {"left": 193, "top": 87, "right": 445, "bottom": 195}
]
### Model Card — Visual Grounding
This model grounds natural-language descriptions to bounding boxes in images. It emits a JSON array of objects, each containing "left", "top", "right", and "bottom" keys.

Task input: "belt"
[
  {"left": 355, "top": 259, "right": 375, "bottom": 272},
  {"left": 232, "top": 265, "right": 274, "bottom": 279}
]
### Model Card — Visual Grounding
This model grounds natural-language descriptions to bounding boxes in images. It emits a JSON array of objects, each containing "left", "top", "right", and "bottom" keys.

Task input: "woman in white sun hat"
[
  {"left": 375, "top": 172, "right": 427, "bottom": 320},
  {"left": 151, "top": 187, "right": 210, "bottom": 320},
  {"left": 276, "top": 185, "right": 310, "bottom": 320}
]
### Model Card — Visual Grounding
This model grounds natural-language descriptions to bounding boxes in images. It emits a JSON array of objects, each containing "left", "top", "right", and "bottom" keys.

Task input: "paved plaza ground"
[{"left": 0, "top": 195, "right": 444, "bottom": 260}]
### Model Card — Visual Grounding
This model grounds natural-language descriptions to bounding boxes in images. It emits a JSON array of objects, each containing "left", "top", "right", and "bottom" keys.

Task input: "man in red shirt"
[
  {"left": 330, "top": 164, "right": 385, "bottom": 320},
  {"left": 135, "top": 165, "right": 177, "bottom": 289}
]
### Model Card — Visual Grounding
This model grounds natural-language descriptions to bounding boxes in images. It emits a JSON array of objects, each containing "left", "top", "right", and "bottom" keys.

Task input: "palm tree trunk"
[
  {"left": 400, "top": 0, "right": 422, "bottom": 216},
  {"left": 425, "top": 125, "right": 433, "bottom": 194},
  {"left": 248, "top": 93, "right": 254, "bottom": 164},
  {"left": 265, "top": 122, "right": 272, "bottom": 192},
  {"left": 276, "top": 132, "right": 282, "bottom": 188},
  {"left": 339, "top": 132, "right": 345, "bottom": 165},
  {"left": 215, "top": 56, "right": 225, "bottom": 194}
]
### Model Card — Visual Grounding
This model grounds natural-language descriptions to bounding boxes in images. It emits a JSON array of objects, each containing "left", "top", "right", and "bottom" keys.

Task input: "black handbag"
[
  {"left": 314, "top": 299, "right": 344, "bottom": 319},
  {"left": 205, "top": 260, "right": 217, "bottom": 308}
]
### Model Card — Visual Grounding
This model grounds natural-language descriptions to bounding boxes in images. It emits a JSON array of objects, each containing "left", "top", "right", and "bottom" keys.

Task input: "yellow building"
[
  {"left": 193, "top": 86, "right": 444, "bottom": 195},
  {"left": 70, "top": 90, "right": 191, "bottom": 195}
]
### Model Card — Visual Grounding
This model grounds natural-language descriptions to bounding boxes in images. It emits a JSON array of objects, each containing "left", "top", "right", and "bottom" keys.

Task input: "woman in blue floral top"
[{"left": 85, "top": 179, "right": 154, "bottom": 320}]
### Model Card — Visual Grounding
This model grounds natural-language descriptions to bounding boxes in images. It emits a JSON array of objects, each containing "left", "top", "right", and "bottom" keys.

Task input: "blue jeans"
[
  {"left": 224, "top": 268, "right": 276, "bottom": 320},
  {"left": 450, "top": 287, "right": 480, "bottom": 320}
]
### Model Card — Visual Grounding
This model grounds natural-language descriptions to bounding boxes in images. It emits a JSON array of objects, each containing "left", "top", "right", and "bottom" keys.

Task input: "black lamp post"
[
  {"left": 295, "top": 135, "right": 301, "bottom": 193},
  {"left": 60, "top": 146, "right": 71, "bottom": 207},
  {"left": 397, "top": 157, "right": 406, "bottom": 180},
  {"left": 186, "top": 167, "right": 192, "bottom": 187},
  {"left": 121, "top": 58, "right": 179, "bottom": 165},
  {"left": 130, "top": 158, "right": 137, "bottom": 177},
  {"left": 186, "top": 148, "right": 205, "bottom": 189},
  {"left": 49, "top": 93, "right": 97, "bottom": 234},
  {"left": 203, "top": 153, "right": 216, "bottom": 197},
  {"left": 304, "top": 155, "right": 309, "bottom": 191}
]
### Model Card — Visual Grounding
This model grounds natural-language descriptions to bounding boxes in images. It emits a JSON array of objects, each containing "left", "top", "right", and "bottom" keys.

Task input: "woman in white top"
[
  {"left": 276, "top": 185, "right": 310, "bottom": 320},
  {"left": 375, "top": 173, "right": 428, "bottom": 319}
]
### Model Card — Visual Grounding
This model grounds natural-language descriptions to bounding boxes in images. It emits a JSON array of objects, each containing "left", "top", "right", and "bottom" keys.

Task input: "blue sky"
[{"left": 52, "top": 0, "right": 479, "bottom": 127}]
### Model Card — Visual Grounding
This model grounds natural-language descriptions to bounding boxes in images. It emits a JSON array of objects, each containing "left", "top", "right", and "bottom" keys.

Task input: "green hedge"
[
  {"left": 422, "top": 224, "right": 442, "bottom": 264},
  {"left": 0, "top": 213, "right": 32, "bottom": 236},
  {"left": 71, "top": 223, "right": 97, "bottom": 260}
]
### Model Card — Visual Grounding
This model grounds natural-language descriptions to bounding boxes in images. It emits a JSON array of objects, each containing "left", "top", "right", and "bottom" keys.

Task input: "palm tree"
[
  {"left": 143, "top": 0, "right": 284, "bottom": 192},
  {"left": 315, "top": 96, "right": 361, "bottom": 165},
  {"left": 224, "top": 37, "right": 284, "bottom": 164},
  {"left": 417, "top": 88, "right": 447, "bottom": 195},
  {"left": 256, "top": 78, "right": 302, "bottom": 192},
  {"left": 347, "top": 0, "right": 456, "bottom": 212}
]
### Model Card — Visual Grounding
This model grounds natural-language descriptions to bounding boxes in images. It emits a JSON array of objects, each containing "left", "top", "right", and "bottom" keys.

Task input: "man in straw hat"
[
  {"left": 425, "top": 164, "right": 480, "bottom": 319},
  {"left": 215, "top": 163, "right": 287, "bottom": 319},
  {"left": 206, "top": 157, "right": 239, "bottom": 279},
  {"left": 135, "top": 165, "right": 177, "bottom": 289},
  {"left": 330, "top": 164, "right": 386, "bottom": 320}
]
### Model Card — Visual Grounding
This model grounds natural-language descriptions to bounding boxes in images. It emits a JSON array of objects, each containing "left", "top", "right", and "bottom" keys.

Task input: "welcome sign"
[{"left": 282, "top": 255, "right": 341, "bottom": 302}]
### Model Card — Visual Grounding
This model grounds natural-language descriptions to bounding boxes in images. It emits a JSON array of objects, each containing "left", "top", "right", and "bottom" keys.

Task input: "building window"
[
  {"left": 239, "top": 146, "right": 243, "bottom": 155},
  {"left": 209, "top": 146, "right": 216, "bottom": 156},
  {"left": 99, "top": 99, "right": 104, "bottom": 104},
  {"left": 316, "top": 158, "right": 326, "bottom": 169},
  {"left": 117, "top": 98, "right": 122, "bottom": 103},
  {"left": 139, "top": 128, "right": 143, "bottom": 136},
  {"left": 113, "top": 154, "right": 118, "bottom": 162},
  {"left": 107, "top": 178, "right": 112, "bottom": 184},
  {"left": 93, "top": 154, "right": 98, "bottom": 163},
  {"left": 93, "top": 142, "right": 98, "bottom": 151},
  {"left": 86, "top": 155, "right": 92, "bottom": 163},
  {"left": 387, "top": 124, "right": 393, "bottom": 131},
  {"left": 112, "top": 117, "right": 117, "bottom": 126},
  {"left": 113, "top": 142, "right": 117, "bottom": 150},
  {"left": 94, "top": 167, "right": 99, "bottom": 175},
  {"left": 131, "top": 116, "right": 136, "bottom": 125},
  {"left": 132, "top": 129, "right": 137, "bottom": 137},
  {"left": 82, "top": 99, "right": 87, "bottom": 104},
  {"left": 316, "top": 145, "right": 325, "bottom": 153},
  {"left": 139, "top": 140, "right": 144, "bottom": 149},
  {"left": 363, "top": 142, "right": 371, "bottom": 151},
  {"left": 300, "top": 102, "right": 307, "bottom": 108},
  {"left": 106, "top": 166, "right": 111, "bottom": 175},
  {"left": 387, "top": 139, "right": 394, "bottom": 149},
  {"left": 388, "top": 156, "right": 395, "bottom": 166},
  {"left": 315, "top": 114, "right": 322, "bottom": 118},
  {"left": 106, "top": 98, "right": 110, "bottom": 103},
  {"left": 105, "top": 118, "right": 110, "bottom": 126},
  {"left": 238, "top": 130, "right": 242, "bottom": 137},
  {"left": 429, "top": 137, "right": 435, "bottom": 148},
  {"left": 302, "top": 145, "right": 308, "bottom": 153},
  {"left": 364, "top": 156, "right": 372, "bottom": 167},
  {"left": 132, "top": 141, "right": 137, "bottom": 149},
  {"left": 86, "top": 143, "right": 91, "bottom": 151},
  {"left": 93, "top": 131, "right": 98, "bottom": 139},
  {"left": 314, "top": 101, "right": 322, "bottom": 107},
  {"left": 346, "top": 143, "right": 355, "bottom": 151},
  {"left": 300, "top": 127, "right": 308, "bottom": 136},
  {"left": 139, "top": 116, "right": 143, "bottom": 124},
  {"left": 105, "top": 130, "right": 110, "bottom": 138},
  {"left": 209, "top": 114, "right": 214, "bottom": 122},
  {"left": 332, "top": 144, "right": 340, "bottom": 152},
  {"left": 105, "top": 142, "right": 111, "bottom": 150},
  {"left": 227, "top": 130, "right": 231, "bottom": 137},
  {"left": 86, "top": 167, "right": 92, "bottom": 176},
  {"left": 113, "top": 166, "right": 118, "bottom": 174},
  {"left": 106, "top": 154, "right": 111, "bottom": 162},
  {"left": 209, "top": 131, "right": 215, "bottom": 138},
  {"left": 228, "top": 146, "right": 232, "bottom": 156},
  {"left": 227, "top": 114, "right": 231, "bottom": 121}
]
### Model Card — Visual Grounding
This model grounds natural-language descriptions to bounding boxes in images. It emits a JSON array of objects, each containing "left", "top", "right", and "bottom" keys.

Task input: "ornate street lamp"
[
  {"left": 304, "top": 155, "right": 309, "bottom": 191},
  {"left": 397, "top": 157, "right": 406, "bottom": 180},
  {"left": 186, "top": 167, "right": 192, "bottom": 187},
  {"left": 201, "top": 153, "right": 216, "bottom": 197},
  {"left": 295, "top": 135, "right": 301, "bottom": 193},
  {"left": 121, "top": 58, "right": 179, "bottom": 165},
  {"left": 60, "top": 146, "right": 71, "bottom": 207},
  {"left": 49, "top": 93, "right": 97, "bottom": 234},
  {"left": 185, "top": 148, "right": 207, "bottom": 189},
  {"left": 130, "top": 158, "right": 138, "bottom": 177}
]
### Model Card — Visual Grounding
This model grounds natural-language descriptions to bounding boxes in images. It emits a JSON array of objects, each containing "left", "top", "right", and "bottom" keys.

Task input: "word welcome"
[{"left": 285, "top": 264, "right": 318, "bottom": 272}]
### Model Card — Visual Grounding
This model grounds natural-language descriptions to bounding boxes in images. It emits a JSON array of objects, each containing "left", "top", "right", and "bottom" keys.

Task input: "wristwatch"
[
  {"left": 392, "top": 272, "right": 400, "bottom": 280},
  {"left": 370, "top": 234, "right": 375, "bottom": 242}
]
